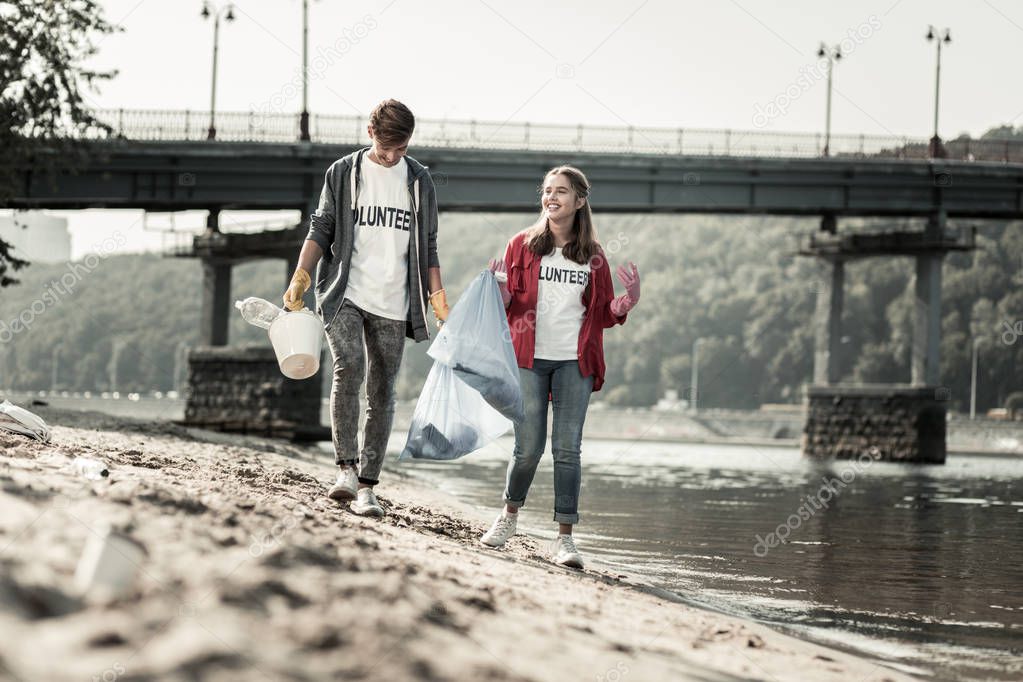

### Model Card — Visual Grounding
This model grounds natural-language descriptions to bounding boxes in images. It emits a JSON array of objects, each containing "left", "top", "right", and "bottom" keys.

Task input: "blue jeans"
[{"left": 503, "top": 359, "right": 593, "bottom": 524}]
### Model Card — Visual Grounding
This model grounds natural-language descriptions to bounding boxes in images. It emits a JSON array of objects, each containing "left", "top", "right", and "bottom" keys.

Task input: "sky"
[{"left": 14, "top": 0, "right": 1023, "bottom": 258}]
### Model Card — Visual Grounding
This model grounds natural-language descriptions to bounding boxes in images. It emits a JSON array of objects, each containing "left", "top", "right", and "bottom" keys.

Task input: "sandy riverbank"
[{"left": 0, "top": 407, "right": 914, "bottom": 682}]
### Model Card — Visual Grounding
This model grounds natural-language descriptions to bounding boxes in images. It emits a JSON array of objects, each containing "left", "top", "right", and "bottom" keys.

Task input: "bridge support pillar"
[
  {"left": 200, "top": 260, "right": 232, "bottom": 346},
  {"left": 798, "top": 215, "right": 970, "bottom": 464},
  {"left": 912, "top": 253, "right": 943, "bottom": 387},
  {"left": 912, "top": 213, "right": 945, "bottom": 387},
  {"left": 813, "top": 257, "right": 844, "bottom": 385},
  {"left": 198, "top": 210, "right": 232, "bottom": 346},
  {"left": 911, "top": 253, "right": 942, "bottom": 386}
]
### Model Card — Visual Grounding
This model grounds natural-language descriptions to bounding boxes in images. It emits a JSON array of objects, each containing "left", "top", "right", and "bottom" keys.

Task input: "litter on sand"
[{"left": 0, "top": 399, "right": 51, "bottom": 443}]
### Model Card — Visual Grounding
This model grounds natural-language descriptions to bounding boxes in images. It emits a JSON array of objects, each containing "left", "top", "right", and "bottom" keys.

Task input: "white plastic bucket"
[
  {"left": 268, "top": 309, "right": 323, "bottom": 379},
  {"left": 74, "top": 526, "right": 147, "bottom": 602}
]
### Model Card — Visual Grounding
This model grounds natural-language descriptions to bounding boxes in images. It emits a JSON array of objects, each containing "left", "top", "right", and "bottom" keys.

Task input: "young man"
[{"left": 283, "top": 99, "right": 448, "bottom": 517}]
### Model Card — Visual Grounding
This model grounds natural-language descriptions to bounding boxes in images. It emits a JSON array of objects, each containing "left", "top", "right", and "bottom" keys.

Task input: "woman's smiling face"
[{"left": 541, "top": 173, "right": 584, "bottom": 222}]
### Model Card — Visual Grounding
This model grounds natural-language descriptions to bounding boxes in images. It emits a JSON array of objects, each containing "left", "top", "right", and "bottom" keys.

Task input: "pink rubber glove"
[
  {"left": 610, "top": 262, "right": 640, "bottom": 317},
  {"left": 489, "top": 258, "right": 512, "bottom": 308}
]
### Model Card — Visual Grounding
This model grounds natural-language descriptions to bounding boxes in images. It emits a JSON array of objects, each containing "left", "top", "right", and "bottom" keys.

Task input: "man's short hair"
[{"left": 370, "top": 99, "right": 415, "bottom": 147}]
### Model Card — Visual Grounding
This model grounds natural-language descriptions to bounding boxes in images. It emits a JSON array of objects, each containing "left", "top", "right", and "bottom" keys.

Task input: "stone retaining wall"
[
  {"left": 183, "top": 345, "right": 323, "bottom": 438},
  {"left": 803, "top": 385, "right": 946, "bottom": 463}
]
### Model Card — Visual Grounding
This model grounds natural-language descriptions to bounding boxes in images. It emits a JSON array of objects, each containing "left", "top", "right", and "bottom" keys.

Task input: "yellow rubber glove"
[
  {"left": 283, "top": 268, "right": 311, "bottom": 311},
  {"left": 429, "top": 288, "right": 449, "bottom": 326}
]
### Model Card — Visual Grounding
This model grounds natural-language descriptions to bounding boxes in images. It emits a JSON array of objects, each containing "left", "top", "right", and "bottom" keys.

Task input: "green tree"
[{"left": 0, "top": 0, "right": 119, "bottom": 286}]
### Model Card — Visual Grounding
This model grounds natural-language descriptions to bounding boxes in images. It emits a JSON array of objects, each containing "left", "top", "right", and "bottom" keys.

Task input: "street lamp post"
[
  {"left": 299, "top": 0, "right": 310, "bottom": 141},
  {"left": 51, "top": 345, "right": 61, "bottom": 392},
  {"left": 201, "top": 2, "right": 236, "bottom": 141},
  {"left": 970, "top": 336, "right": 987, "bottom": 420},
  {"left": 173, "top": 341, "right": 190, "bottom": 395},
  {"left": 817, "top": 43, "right": 842, "bottom": 158},
  {"left": 926, "top": 25, "right": 952, "bottom": 158},
  {"left": 690, "top": 338, "right": 704, "bottom": 413},
  {"left": 0, "top": 346, "right": 7, "bottom": 392}
]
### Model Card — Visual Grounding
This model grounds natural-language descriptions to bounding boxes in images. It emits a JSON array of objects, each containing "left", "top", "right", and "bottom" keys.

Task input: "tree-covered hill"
[{"left": 1, "top": 213, "right": 1020, "bottom": 413}]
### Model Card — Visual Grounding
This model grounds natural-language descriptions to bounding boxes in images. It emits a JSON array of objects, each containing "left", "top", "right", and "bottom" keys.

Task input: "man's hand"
[
  {"left": 429, "top": 288, "right": 449, "bottom": 325},
  {"left": 283, "top": 268, "right": 311, "bottom": 311}
]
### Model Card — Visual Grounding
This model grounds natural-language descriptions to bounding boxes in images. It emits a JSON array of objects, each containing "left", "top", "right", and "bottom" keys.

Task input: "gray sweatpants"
[{"left": 324, "top": 299, "right": 406, "bottom": 486}]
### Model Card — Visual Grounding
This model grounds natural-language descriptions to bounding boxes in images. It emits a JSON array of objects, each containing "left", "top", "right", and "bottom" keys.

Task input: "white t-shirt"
[
  {"left": 344, "top": 155, "right": 411, "bottom": 321},
  {"left": 533, "top": 247, "right": 591, "bottom": 361}
]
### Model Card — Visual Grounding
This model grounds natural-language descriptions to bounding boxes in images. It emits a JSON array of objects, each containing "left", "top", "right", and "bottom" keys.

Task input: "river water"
[{"left": 371, "top": 434, "right": 1022, "bottom": 682}]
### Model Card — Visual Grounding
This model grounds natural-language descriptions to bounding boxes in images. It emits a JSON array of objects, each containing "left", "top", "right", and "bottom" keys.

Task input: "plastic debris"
[
  {"left": 71, "top": 456, "right": 109, "bottom": 480},
  {"left": 235, "top": 297, "right": 285, "bottom": 330},
  {"left": 0, "top": 399, "right": 51, "bottom": 442}
]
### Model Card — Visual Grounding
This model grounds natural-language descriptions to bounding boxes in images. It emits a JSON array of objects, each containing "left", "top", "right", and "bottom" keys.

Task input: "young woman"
[{"left": 480, "top": 165, "right": 641, "bottom": 568}]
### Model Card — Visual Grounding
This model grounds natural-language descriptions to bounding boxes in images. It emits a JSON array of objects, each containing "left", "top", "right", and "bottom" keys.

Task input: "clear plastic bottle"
[
  {"left": 72, "top": 456, "right": 109, "bottom": 480},
  {"left": 235, "top": 297, "right": 285, "bottom": 330}
]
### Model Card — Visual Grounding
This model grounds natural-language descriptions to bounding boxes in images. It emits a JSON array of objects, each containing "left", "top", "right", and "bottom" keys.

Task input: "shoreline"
[
  {"left": 4, "top": 391, "right": 1020, "bottom": 458},
  {"left": 0, "top": 406, "right": 916, "bottom": 681},
  {"left": 569, "top": 432, "right": 1023, "bottom": 458}
]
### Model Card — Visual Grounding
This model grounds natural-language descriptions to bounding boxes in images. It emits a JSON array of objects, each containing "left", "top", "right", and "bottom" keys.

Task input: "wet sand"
[{"left": 0, "top": 406, "right": 914, "bottom": 682}]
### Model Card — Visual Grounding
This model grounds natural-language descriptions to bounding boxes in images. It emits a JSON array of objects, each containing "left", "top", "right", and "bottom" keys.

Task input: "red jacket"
[{"left": 503, "top": 230, "right": 627, "bottom": 392}]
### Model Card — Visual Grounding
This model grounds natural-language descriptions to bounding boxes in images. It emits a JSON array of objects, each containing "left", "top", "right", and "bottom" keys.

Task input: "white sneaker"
[
  {"left": 552, "top": 534, "right": 584, "bottom": 569},
  {"left": 480, "top": 511, "right": 517, "bottom": 547},
  {"left": 327, "top": 466, "right": 358, "bottom": 501},
  {"left": 351, "top": 487, "right": 384, "bottom": 517}
]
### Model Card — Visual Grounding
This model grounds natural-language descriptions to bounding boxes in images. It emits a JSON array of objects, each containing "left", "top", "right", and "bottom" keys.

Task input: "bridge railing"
[{"left": 85, "top": 108, "right": 1023, "bottom": 162}]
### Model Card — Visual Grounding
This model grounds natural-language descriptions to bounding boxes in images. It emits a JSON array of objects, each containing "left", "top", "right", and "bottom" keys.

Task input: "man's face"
[{"left": 368, "top": 126, "right": 410, "bottom": 167}]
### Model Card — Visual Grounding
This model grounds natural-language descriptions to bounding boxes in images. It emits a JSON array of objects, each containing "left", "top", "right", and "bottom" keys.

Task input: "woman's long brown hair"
[{"left": 526, "top": 165, "right": 599, "bottom": 265}]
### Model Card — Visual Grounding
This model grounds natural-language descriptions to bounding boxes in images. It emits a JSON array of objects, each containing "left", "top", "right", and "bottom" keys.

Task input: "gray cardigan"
[{"left": 305, "top": 148, "right": 440, "bottom": 342}]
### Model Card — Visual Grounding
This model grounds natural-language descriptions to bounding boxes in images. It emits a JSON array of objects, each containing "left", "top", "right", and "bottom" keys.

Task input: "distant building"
[{"left": 0, "top": 212, "right": 71, "bottom": 264}]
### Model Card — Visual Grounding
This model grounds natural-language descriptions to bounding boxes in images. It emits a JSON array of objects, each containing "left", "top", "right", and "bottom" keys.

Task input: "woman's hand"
[
  {"left": 489, "top": 258, "right": 511, "bottom": 308},
  {"left": 610, "top": 262, "right": 640, "bottom": 316},
  {"left": 616, "top": 262, "right": 640, "bottom": 303}
]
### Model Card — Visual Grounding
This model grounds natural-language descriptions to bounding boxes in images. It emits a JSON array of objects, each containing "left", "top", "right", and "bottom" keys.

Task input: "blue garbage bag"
[{"left": 400, "top": 271, "right": 524, "bottom": 460}]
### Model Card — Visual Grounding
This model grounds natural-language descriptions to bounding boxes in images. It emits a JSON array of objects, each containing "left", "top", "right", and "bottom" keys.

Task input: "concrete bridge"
[
  {"left": 8, "top": 109, "right": 1023, "bottom": 458},
  {"left": 11, "top": 109, "right": 1023, "bottom": 218}
]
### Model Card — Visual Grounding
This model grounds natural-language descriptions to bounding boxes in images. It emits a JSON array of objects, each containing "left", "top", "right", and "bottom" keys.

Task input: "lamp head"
[{"left": 926, "top": 25, "right": 934, "bottom": 41}]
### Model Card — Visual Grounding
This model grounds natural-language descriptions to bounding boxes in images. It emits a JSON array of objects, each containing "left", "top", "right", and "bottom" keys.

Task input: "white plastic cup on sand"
[
  {"left": 268, "top": 309, "right": 323, "bottom": 380},
  {"left": 74, "top": 525, "right": 147, "bottom": 601}
]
